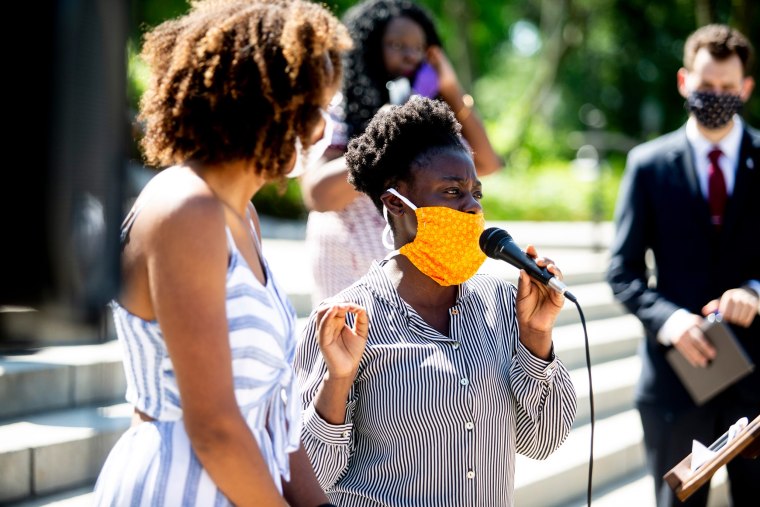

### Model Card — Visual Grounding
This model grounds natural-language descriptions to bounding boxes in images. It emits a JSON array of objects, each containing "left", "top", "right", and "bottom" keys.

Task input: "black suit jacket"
[{"left": 607, "top": 122, "right": 760, "bottom": 409}]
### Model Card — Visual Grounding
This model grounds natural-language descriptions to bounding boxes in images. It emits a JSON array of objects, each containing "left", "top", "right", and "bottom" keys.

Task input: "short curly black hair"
[
  {"left": 341, "top": 0, "right": 442, "bottom": 140},
  {"left": 138, "top": 0, "right": 351, "bottom": 181},
  {"left": 346, "top": 96, "right": 468, "bottom": 212}
]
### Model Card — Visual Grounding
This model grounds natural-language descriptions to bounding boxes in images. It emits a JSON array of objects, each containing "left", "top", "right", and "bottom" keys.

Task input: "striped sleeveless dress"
[{"left": 93, "top": 220, "right": 300, "bottom": 505}]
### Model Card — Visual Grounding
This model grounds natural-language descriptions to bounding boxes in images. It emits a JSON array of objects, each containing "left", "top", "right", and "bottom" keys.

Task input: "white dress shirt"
[
  {"left": 658, "top": 116, "right": 759, "bottom": 345},
  {"left": 685, "top": 114, "right": 743, "bottom": 198}
]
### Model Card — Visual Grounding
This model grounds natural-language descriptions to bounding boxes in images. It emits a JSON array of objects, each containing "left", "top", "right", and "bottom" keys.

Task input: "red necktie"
[{"left": 707, "top": 147, "right": 727, "bottom": 229}]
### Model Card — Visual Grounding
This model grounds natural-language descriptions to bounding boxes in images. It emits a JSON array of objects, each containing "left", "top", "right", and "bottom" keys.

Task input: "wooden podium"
[{"left": 664, "top": 414, "right": 760, "bottom": 501}]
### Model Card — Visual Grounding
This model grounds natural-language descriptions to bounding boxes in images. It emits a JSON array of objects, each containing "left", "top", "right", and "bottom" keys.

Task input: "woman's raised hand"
[
  {"left": 316, "top": 303, "right": 369, "bottom": 379},
  {"left": 426, "top": 46, "right": 460, "bottom": 99},
  {"left": 515, "top": 245, "right": 566, "bottom": 360}
]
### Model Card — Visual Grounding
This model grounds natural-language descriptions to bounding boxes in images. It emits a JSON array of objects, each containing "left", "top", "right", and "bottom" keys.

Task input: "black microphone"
[{"left": 479, "top": 227, "right": 576, "bottom": 302}]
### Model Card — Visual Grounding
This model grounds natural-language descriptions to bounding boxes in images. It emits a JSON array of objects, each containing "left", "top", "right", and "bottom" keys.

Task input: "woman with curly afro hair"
[
  {"left": 294, "top": 96, "right": 576, "bottom": 506},
  {"left": 300, "top": 0, "right": 503, "bottom": 307},
  {"left": 93, "top": 1, "right": 353, "bottom": 505}
]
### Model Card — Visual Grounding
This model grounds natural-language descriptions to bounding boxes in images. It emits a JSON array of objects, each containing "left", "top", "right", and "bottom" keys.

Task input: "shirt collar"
[
  {"left": 362, "top": 259, "right": 477, "bottom": 313},
  {"left": 686, "top": 114, "right": 743, "bottom": 162}
]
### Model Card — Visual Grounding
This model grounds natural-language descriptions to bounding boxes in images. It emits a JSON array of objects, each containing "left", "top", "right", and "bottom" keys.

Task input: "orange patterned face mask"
[{"left": 386, "top": 188, "right": 486, "bottom": 286}]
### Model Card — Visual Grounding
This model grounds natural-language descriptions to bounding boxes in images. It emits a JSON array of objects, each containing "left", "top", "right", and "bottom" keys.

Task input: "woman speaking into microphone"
[{"left": 294, "top": 96, "right": 577, "bottom": 506}]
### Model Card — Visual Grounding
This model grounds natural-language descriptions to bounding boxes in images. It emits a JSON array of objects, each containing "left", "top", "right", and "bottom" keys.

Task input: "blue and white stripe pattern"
[
  {"left": 94, "top": 228, "right": 300, "bottom": 506},
  {"left": 294, "top": 261, "right": 577, "bottom": 506}
]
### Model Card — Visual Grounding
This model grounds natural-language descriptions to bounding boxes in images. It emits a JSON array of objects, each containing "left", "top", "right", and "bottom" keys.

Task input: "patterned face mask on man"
[
  {"left": 686, "top": 90, "right": 743, "bottom": 130},
  {"left": 384, "top": 188, "right": 486, "bottom": 286}
]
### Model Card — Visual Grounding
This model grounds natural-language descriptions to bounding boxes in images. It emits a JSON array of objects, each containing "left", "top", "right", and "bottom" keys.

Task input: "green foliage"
[
  {"left": 246, "top": 159, "right": 624, "bottom": 222},
  {"left": 252, "top": 178, "right": 308, "bottom": 220},
  {"left": 127, "top": 0, "right": 759, "bottom": 222},
  {"left": 127, "top": 41, "right": 150, "bottom": 112},
  {"left": 479, "top": 157, "right": 624, "bottom": 221}
]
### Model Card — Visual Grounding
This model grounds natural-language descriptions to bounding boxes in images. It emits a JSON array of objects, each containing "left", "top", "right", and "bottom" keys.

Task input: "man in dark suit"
[{"left": 607, "top": 24, "right": 759, "bottom": 506}]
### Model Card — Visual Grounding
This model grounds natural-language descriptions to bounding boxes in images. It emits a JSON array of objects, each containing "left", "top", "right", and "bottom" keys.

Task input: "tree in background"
[
  {"left": 441, "top": 0, "right": 759, "bottom": 165},
  {"left": 128, "top": 0, "right": 759, "bottom": 218}
]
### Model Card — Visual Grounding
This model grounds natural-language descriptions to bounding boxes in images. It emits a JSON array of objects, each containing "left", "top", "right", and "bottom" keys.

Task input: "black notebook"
[{"left": 666, "top": 316, "right": 755, "bottom": 406}]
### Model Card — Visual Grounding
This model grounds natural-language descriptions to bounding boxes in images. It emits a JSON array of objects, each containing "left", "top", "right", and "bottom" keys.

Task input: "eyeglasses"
[{"left": 383, "top": 41, "right": 425, "bottom": 58}]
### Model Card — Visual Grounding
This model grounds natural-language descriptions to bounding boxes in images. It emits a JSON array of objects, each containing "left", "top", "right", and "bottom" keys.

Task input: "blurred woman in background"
[{"left": 300, "top": 0, "right": 503, "bottom": 306}]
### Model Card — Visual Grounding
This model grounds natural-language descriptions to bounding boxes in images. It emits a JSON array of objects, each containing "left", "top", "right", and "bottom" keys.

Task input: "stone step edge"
[
  {"left": 0, "top": 403, "right": 131, "bottom": 453},
  {"left": 570, "top": 354, "right": 639, "bottom": 425},
  {"left": 0, "top": 403, "right": 131, "bottom": 503},
  {"left": 556, "top": 465, "right": 730, "bottom": 507},
  {"left": 0, "top": 341, "right": 126, "bottom": 421},
  {"left": 514, "top": 409, "right": 644, "bottom": 507}
]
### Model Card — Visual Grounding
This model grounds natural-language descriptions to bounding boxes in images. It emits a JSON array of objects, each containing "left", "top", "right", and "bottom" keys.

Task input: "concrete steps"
[
  {"left": 515, "top": 409, "right": 645, "bottom": 506},
  {"left": 0, "top": 220, "right": 730, "bottom": 506},
  {"left": 0, "top": 403, "right": 131, "bottom": 504},
  {"left": 556, "top": 466, "right": 730, "bottom": 507},
  {"left": 0, "top": 341, "right": 130, "bottom": 504},
  {"left": 0, "top": 341, "right": 126, "bottom": 420},
  {"left": 2, "top": 294, "right": 638, "bottom": 505}
]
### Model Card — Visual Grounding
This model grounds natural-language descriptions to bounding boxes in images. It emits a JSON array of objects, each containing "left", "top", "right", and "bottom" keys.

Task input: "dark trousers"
[{"left": 638, "top": 400, "right": 760, "bottom": 507}]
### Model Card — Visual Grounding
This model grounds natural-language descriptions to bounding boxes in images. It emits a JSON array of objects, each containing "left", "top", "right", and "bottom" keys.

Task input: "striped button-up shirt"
[{"left": 294, "top": 262, "right": 577, "bottom": 506}]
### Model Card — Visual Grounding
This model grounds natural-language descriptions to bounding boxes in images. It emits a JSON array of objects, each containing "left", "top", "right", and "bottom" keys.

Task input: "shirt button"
[
  {"left": 452, "top": 342, "right": 460, "bottom": 350},
  {"left": 467, "top": 470, "right": 476, "bottom": 479},
  {"left": 451, "top": 309, "right": 459, "bottom": 315},
  {"left": 341, "top": 430, "right": 351, "bottom": 438},
  {"left": 460, "top": 378, "right": 469, "bottom": 386},
  {"left": 465, "top": 421, "right": 474, "bottom": 430}
]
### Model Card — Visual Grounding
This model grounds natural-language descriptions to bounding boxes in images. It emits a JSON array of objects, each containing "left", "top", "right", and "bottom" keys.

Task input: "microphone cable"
[
  {"left": 478, "top": 226, "right": 595, "bottom": 503},
  {"left": 570, "top": 297, "right": 594, "bottom": 507}
]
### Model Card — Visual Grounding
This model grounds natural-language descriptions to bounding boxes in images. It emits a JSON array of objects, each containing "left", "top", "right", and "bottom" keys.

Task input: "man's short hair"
[{"left": 683, "top": 24, "right": 754, "bottom": 75}]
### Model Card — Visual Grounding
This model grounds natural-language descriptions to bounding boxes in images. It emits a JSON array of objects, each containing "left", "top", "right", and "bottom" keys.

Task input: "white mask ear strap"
[
  {"left": 382, "top": 206, "right": 394, "bottom": 250},
  {"left": 386, "top": 188, "right": 417, "bottom": 210},
  {"left": 383, "top": 188, "right": 416, "bottom": 250}
]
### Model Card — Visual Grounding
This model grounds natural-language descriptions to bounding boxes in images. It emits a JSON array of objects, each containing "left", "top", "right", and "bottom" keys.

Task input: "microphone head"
[{"left": 479, "top": 227, "right": 512, "bottom": 258}]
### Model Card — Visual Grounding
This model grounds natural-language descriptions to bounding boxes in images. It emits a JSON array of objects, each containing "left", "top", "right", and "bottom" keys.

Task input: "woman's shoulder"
[
  {"left": 146, "top": 167, "right": 219, "bottom": 209},
  {"left": 132, "top": 167, "right": 226, "bottom": 242}
]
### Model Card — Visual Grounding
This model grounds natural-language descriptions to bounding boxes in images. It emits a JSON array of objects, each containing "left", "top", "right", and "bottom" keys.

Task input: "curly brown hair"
[
  {"left": 684, "top": 24, "right": 754, "bottom": 75},
  {"left": 138, "top": 0, "right": 352, "bottom": 181}
]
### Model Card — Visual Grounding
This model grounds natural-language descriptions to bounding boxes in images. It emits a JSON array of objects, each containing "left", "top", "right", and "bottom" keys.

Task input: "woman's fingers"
[
  {"left": 351, "top": 307, "right": 369, "bottom": 338},
  {"left": 317, "top": 303, "right": 368, "bottom": 338},
  {"left": 525, "top": 244, "right": 563, "bottom": 280}
]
